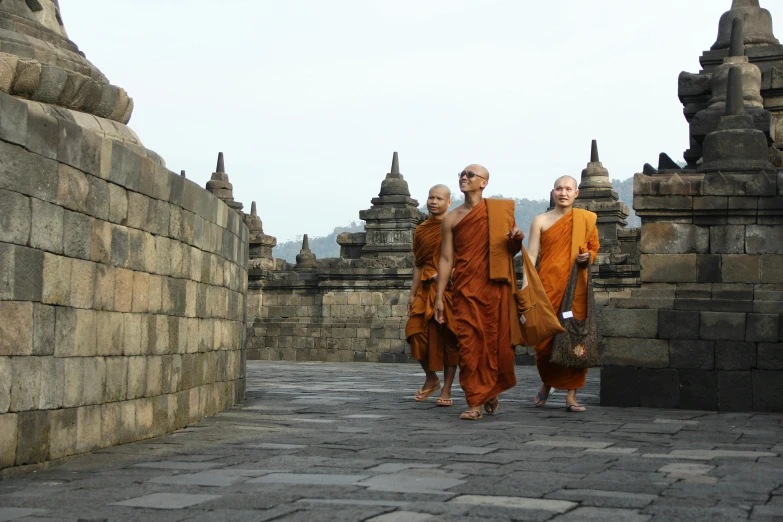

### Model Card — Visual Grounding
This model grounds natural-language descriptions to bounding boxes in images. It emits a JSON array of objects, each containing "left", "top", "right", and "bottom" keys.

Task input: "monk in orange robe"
[
  {"left": 406, "top": 184, "right": 459, "bottom": 406},
  {"left": 527, "top": 175, "right": 599, "bottom": 412},
  {"left": 435, "top": 164, "right": 525, "bottom": 420}
]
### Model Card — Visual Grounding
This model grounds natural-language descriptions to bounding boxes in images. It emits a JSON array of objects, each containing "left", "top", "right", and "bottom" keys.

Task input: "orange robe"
[
  {"left": 452, "top": 199, "right": 520, "bottom": 407},
  {"left": 405, "top": 218, "right": 458, "bottom": 371},
  {"left": 534, "top": 208, "right": 599, "bottom": 390}
]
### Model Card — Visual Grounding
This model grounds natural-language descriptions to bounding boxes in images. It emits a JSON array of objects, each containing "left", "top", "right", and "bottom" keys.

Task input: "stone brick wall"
[
  {"left": 0, "top": 91, "right": 248, "bottom": 469},
  {"left": 599, "top": 171, "right": 783, "bottom": 412}
]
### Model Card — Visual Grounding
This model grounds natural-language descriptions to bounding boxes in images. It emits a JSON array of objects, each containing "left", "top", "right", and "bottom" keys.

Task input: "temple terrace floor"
[{"left": 1, "top": 362, "right": 782, "bottom": 521}]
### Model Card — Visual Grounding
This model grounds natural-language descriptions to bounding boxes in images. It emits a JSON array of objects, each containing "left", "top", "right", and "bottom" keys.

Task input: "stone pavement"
[{"left": 1, "top": 362, "right": 782, "bottom": 521}]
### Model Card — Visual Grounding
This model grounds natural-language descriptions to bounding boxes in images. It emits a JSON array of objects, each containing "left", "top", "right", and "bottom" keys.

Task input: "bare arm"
[
  {"left": 407, "top": 264, "right": 423, "bottom": 313},
  {"left": 434, "top": 215, "right": 455, "bottom": 324},
  {"left": 526, "top": 215, "right": 544, "bottom": 266}
]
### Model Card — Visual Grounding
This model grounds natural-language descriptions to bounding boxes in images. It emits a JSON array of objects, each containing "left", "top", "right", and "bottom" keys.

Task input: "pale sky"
[{"left": 62, "top": 0, "right": 761, "bottom": 242}]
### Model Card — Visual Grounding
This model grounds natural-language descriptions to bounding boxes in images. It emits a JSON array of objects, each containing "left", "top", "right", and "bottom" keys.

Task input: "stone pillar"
[
  {"left": 206, "top": 152, "right": 243, "bottom": 212},
  {"left": 354, "top": 152, "right": 425, "bottom": 257},
  {"left": 600, "top": 69, "right": 782, "bottom": 412},
  {"left": 574, "top": 141, "right": 639, "bottom": 294}
]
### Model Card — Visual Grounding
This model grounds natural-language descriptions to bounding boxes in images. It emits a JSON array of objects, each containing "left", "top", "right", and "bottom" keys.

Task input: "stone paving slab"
[{"left": 0, "top": 362, "right": 782, "bottom": 521}]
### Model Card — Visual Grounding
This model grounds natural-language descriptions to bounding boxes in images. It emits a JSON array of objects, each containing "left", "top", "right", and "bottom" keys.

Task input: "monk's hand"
[
  {"left": 576, "top": 252, "right": 590, "bottom": 265},
  {"left": 431, "top": 273, "right": 439, "bottom": 283},
  {"left": 507, "top": 227, "right": 525, "bottom": 241},
  {"left": 407, "top": 294, "right": 415, "bottom": 314},
  {"left": 434, "top": 298, "right": 445, "bottom": 324}
]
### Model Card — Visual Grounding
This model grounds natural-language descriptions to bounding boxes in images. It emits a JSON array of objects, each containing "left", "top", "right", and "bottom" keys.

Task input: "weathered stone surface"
[
  {"left": 108, "top": 182, "right": 127, "bottom": 224},
  {"left": 113, "top": 268, "right": 133, "bottom": 313},
  {"left": 746, "top": 313, "right": 779, "bottom": 342},
  {"left": 721, "top": 254, "right": 760, "bottom": 283},
  {"left": 601, "top": 309, "right": 658, "bottom": 338},
  {"left": 670, "top": 340, "right": 715, "bottom": 370},
  {"left": 15, "top": 410, "right": 49, "bottom": 465},
  {"left": 710, "top": 225, "right": 745, "bottom": 254},
  {"left": 640, "top": 254, "right": 697, "bottom": 283},
  {"left": 0, "top": 189, "right": 30, "bottom": 245},
  {"left": 756, "top": 343, "right": 783, "bottom": 370},
  {"left": 12, "top": 245, "right": 43, "bottom": 301},
  {"left": 601, "top": 338, "right": 669, "bottom": 368},
  {"left": 760, "top": 255, "right": 783, "bottom": 283},
  {"left": 715, "top": 341, "right": 756, "bottom": 370},
  {"left": 48, "top": 408, "right": 77, "bottom": 460},
  {"left": 600, "top": 366, "right": 638, "bottom": 407},
  {"left": 38, "top": 356, "right": 63, "bottom": 410},
  {"left": 62, "top": 209, "right": 92, "bottom": 260},
  {"left": 641, "top": 223, "right": 708, "bottom": 254},
  {"left": 0, "top": 357, "right": 10, "bottom": 413},
  {"left": 76, "top": 404, "right": 102, "bottom": 453},
  {"left": 0, "top": 412, "right": 17, "bottom": 468},
  {"left": 657, "top": 310, "right": 700, "bottom": 339},
  {"left": 717, "top": 370, "right": 752, "bottom": 412},
  {"left": 0, "top": 301, "right": 33, "bottom": 356},
  {"left": 746, "top": 225, "right": 783, "bottom": 254},
  {"left": 69, "top": 258, "right": 95, "bottom": 309},
  {"left": 700, "top": 311, "right": 746, "bottom": 341},
  {"left": 638, "top": 368, "right": 679, "bottom": 408},
  {"left": 93, "top": 264, "right": 114, "bottom": 310},
  {"left": 679, "top": 369, "right": 718, "bottom": 410},
  {"left": 109, "top": 223, "right": 129, "bottom": 268},
  {"left": 90, "top": 218, "right": 111, "bottom": 264},
  {"left": 9, "top": 356, "right": 41, "bottom": 411},
  {"left": 41, "top": 253, "right": 71, "bottom": 305},
  {"left": 752, "top": 370, "right": 783, "bottom": 412},
  {"left": 29, "top": 198, "right": 63, "bottom": 253}
]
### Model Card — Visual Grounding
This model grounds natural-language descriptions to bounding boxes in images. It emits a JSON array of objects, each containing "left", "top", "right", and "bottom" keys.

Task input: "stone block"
[
  {"left": 657, "top": 310, "right": 699, "bottom": 340},
  {"left": 715, "top": 341, "right": 756, "bottom": 370},
  {"left": 710, "top": 225, "right": 745, "bottom": 254},
  {"left": 56, "top": 164, "right": 89, "bottom": 213},
  {"left": 98, "top": 403, "right": 118, "bottom": 446},
  {"left": 721, "top": 255, "right": 760, "bottom": 283},
  {"left": 640, "top": 223, "right": 708, "bottom": 254},
  {"left": 85, "top": 174, "right": 109, "bottom": 221},
  {"left": 746, "top": 313, "right": 779, "bottom": 342},
  {"left": 700, "top": 312, "right": 746, "bottom": 341},
  {"left": 62, "top": 357, "right": 83, "bottom": 408},
  {"left": 73, "top": 309, "right": 97, "bottom": 356},
  {"left": 757, "top": 343, "right": 783, "bottom": 370},
  {"left": 126, "top": 228, "right": 145, "bottom": 271},
  {"left": 131, "top": 271, "right": 149, "bottom": 313},
  {"left": 122, "top": 313, "right": 142, "bottom": 356},
  {"left": 638, "top": 368, "right": 679, "bottom": 409},
  {"left": 0, "top": 243, "right": 11, "bottom": 300},
  {"left": 0, "top": 412, "right": 18, "bottom": 468},
  {"left": 126, "top": 191, "right": 150, "bottom": 231},
  {"left": 0, "top": 140, "right": 57, "bottom": 203},
  {"left": 41, "top": 253, "right": 71, "bottom": 305},
  {"left": 0, "top": 357, "right": 10, "bottom": 413},
  {"left": 0, "top": 189, "right": 30, "bottom": 245},
  {"left": 110, "top": 224, "right": 129, "bottom": 268},
  {"left": 746, "top": 225, "right": 783, "bottom": 254},
  {"left": 90, "top": 218, "right": 111, "bottom": 264},
  {"left": 69, "top": 258, "right": 95, "bottom": 309},
  {"left": 76, "top": 404, "right": 102, "bottom": 453},
  {"left": 0, "top": 90, "right": 27, "bottom": 145},
  {"left": 48, "top": 408, "right": 77, "bottom": 460},
  {"left": 679, "top": 369, "right": 718, "bottom": 411},
  {"left": 109, "top": 140, "right": 140, "bottom": 187},
  {"left": 96, "top": 311, "right": 123, "bottom": 356},
  {"left": 600, "top": 338, "right": 669, "bottom": 367},
  {"left": 146, "top": 356, "right": 163, "bottom": 396},
  {"left": 15, "top": 411, "right": 49, "bottom": 465},
  {"left": 760, "top": 255, "right": 783, "bottom": 283},
  {"left": 114, "top": 268, "right": 133, "bottom": 313},
  {"left": 136, "top": 398, "right": 153, "bottom": 435},
  {"left": 0, "top": 301, "right": 33, "bottom": 356},
  {"left": 156, "top": 236, "right": 171, "bottom": 276},
  {"left": 108, "top": 183, "right": 127, "bottom": 224},
  {"left": 93, "top": 264, "right": 115, "bottom": 310},
  {"left": 127, "top": 356, "right": 147, "bottom": 399},
  {"left": 600, "top": 308, "right": 658, "bottom": 338},
  {"left": 12, "top": 245, "right": 43, "bottom": 301},
  {"left": 599, "top": 366, "right": 638, "bottom": 407},
  {"left": 30, "top": 198, "right": 63, "bottom": 254},
  {"left": 696, "top": 254, "right": 721, "bottom": 283},
  {"left": 9, "top": 355, "right": 41, "bottom": 411},
  {"left": 150, "top": 199, "right": 170, "bottom": 237},
  {"left": 641, "top": 254, "right": 697, "bottom": 283},
  {"left": 138, "top": 157, "right": 155, "bottom": 197},
  {"left": 717, "top": 371, "right": 752, "bottom": 412},
  {"left": 38, "top": 356, "right": 63, "bottom": 410},
  {"left": 62, "top": 209, "right": 92, "bottom": 260},
  {"left": 670, "top": 340, "right": 714, "bottom": 370},
  {"left": 81, "top": 357, "right": 106, "bottom": 405},
  {"left": 32, "top": 304, "right": 55, "bottom": 356},
  {"left": 752, "top": 370, "right": 783, "bottom": 412}
]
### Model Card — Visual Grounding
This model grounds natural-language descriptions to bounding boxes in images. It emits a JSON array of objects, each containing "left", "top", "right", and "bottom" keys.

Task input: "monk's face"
[
  {"left": 427, "top": 187, "right": 451, "bottom": 217},
  {"left": 458, "top": 164, "right": 488, "bottom": 194},
  {"left": 552, "top": 177, "right": 579, "bottom": 209}
]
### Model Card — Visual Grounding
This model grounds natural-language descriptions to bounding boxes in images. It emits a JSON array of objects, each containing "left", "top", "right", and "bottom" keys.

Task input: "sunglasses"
[{"left": 458, "top": 170, "right": 486, "bottom": 180}]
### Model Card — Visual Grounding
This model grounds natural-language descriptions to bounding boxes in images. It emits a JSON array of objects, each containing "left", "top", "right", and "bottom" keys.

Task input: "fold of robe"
[
  {"left": 452, "top": 199, "right": 517, "bottom": 407},
  {"left": 405, "top": 218, "right": 458, "bottom": 370},
  {"left": 534, "top": 208, "right": 600, "bottom": 390}
]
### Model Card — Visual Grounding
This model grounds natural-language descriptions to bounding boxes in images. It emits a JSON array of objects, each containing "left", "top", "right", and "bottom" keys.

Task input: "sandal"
[
  {"left": 484, "top": 396, "right": 499, "bottom": 415},
  {"left": 459, "top": 409, "right": 483, "bottom": 421},
  {"left": 565, "top": 403, "right": 586, "bottom": 413},
  {"left": 414, "top": 382, "right": 441, "bottom": 402},
  {"left": 436, "top": 398, "right": 453, "bottom": 407},
  {"left": 534, "top": 391, "right": 549, "bottom": 408}
]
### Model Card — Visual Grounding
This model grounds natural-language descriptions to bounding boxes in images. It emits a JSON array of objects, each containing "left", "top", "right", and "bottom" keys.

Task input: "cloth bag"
[
  {"left": 514, "top": 246, "right": 564, "bottom": 346},
  {"left": 549, "top": 261, "right": 600, "bottom": 368}
]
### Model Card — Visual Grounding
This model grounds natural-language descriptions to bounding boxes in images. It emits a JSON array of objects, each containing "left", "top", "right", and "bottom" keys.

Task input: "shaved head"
[
  {"left": 553, "top": 175, "right": 578, "bottom": 189},
  {"left": 465, "top": 164, "right": 489, "bottom": 180},
  {"left": 429, "top": 184, "right": 451, "bottom": 198}
]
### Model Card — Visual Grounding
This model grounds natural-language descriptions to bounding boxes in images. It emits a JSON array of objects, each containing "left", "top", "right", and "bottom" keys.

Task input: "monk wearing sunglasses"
[{"left": 434, "top": 165, "right": 524, "bottom": 420}]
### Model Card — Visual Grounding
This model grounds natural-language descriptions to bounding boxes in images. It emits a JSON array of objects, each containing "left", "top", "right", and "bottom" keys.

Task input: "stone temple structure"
[
  {"left": 0, "top": 1, "right": 250, "bottom": 469},
  {"left": 601, "top": 4, "right": 783, "bottom": 412}
]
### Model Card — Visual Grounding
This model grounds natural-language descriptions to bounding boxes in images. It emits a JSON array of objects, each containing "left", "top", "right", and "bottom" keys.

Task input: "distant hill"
[{"left": 272, "top": 178, "right": 639, "bottom": 261}]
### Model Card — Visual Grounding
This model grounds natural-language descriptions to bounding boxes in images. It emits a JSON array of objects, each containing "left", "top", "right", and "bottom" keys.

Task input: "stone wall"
[{"left": 0, "top": 91, "right": 248, "bottom": 469}]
